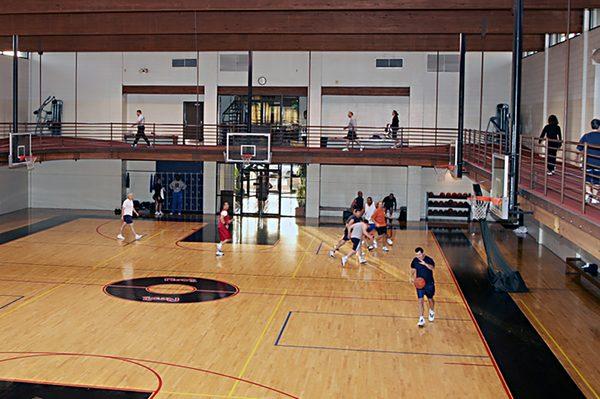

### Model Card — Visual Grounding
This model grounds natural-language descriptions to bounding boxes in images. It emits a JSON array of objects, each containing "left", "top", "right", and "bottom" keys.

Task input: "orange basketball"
[{"left": 414, "top": 277, "right": 426, "bottom": 289}]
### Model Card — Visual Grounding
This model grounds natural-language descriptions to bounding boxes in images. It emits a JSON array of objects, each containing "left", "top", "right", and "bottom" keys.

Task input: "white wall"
[
  {"left": 321, "top": 95, "right": 410, "bottom": 128},
  {"left": 26, "top": 51, "right": 512, "bottom": 132},
  {"left": 0, "top": 166, "right": 28, "bottom": 215},
  {"left": 522, "top": 27, "right": 600, "bottom": 142},
  {"left": 30, "top": 160, "right": 122, "bottom": 210}
]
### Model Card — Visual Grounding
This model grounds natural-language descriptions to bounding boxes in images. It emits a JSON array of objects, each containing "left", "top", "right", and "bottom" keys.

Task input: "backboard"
[
  {"left": 490, "top": 153, "right": 509, "bottom": 220},
  {"left": 8, "top": 132, "right": 32, "bottom": 168},
  {"left": 225, "top": 133, "right": 271, "bottom": 164}
]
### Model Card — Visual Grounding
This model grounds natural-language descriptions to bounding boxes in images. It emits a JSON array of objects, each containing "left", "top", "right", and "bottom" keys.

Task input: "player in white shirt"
[{"left": 117, "top": 193, "right": 143, "bottom": 240}]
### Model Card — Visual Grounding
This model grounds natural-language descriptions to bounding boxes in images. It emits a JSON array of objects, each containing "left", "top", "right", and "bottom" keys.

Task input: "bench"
[
  {"left": 123, "top": 133, "right": 179, "bottom": 145},
  {"left": 565, "top": 257, "right": 600, "bottom": 290},
  {"left": 323, "top": 137, "right": 409, "bottom": 150}
]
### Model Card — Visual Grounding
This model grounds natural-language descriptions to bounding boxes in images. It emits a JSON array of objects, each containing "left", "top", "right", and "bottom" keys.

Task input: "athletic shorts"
[
  {"left": 586, "top": 168, "right": 600, "bottom": 185},
  {"left": 376, "top": 226, "right": 387, "bottom": 235},
  {"left": 367, "top": 223, "right": 376, "bottom": 232},
  {"left": 342, "top": 229, "right": 349, "bottom": 241},
  {"left": 417, "top": 284, "right": 435, "bottom": 299},
  {"left": 346, "top": 130, "right": 357, "bottom": 140},
  {"left": 351, "top": 238, "right": 361, "bottom": 251},
  {"left": 123, "top": 215, "right": 133, "bottom": 224},
  {"left": 218, "top": 224, "right": 232, "bottom": 242}
]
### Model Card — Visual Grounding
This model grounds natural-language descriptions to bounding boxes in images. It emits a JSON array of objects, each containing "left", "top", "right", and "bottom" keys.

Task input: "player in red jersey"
[{"left": 216, "top": 202, "right": 232, "bottom": 256}]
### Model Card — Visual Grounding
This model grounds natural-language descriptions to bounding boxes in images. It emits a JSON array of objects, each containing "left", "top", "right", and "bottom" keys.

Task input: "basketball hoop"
[
  {"left": 469, "top": 196, "right": 502, "bottom": 221},
  {"left": 24, "top": 155, "right": 37, "bottom": 171},
  {"left": 241, "top": 154, "right": 253, "bottom": 169}
]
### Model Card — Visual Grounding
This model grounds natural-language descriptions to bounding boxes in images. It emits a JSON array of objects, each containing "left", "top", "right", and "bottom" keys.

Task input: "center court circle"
[{"left": 104, "top": 276, "right": 239, "bottom": 303}]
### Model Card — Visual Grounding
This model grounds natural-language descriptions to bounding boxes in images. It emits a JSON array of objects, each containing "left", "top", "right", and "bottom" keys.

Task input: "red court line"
[
  {"left": 0, "top": 351, "right": 298, "bottom": 399},
  {"left": 0, "top": 352, "right": 162, "bottom": 398},
  {"left": 432, "top": 235, "right": 513, "bottom": 399}
]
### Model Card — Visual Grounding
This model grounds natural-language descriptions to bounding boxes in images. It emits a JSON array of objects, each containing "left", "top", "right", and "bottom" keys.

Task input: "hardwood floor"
[{"left": 0, "top": 212, "right": 509, "bottom": 398}]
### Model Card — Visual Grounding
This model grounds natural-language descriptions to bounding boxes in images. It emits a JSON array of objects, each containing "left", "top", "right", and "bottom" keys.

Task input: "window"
[
  {"left": 375, "top": 58, "right": 404, "bottom": 68},
  {"left": 219, "top": 54, "right": 249, "bottom": 72},
  {"left": 375, "top": 58, "right": 403, "bottom": 68},
  {"left": 523, "top": 51, "right": 539, "bottom": 58},
  {"left": 548, "top": 32, "right": 580, "bottom": 47},
  {"left": 172, "top": 58, "right": 197, "bottom": 68},
  {"left": 0, "top": 51, "right": 29, "bottom": 59},
  {"left": 427, "top": 54, "right": 459, "bottom": 72},
  {"left": 591, "top": 9, "right": 600, "bottom": 30}
]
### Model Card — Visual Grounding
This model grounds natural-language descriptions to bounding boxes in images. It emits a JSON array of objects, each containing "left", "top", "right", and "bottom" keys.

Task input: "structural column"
[
  {"left": 457, "top": 34, "right": 466, "bottom": 178},
  {"left": 202, "top": 52, "right": 219, "bottom": 146},
  {"left": 203, "top": 162, "right": 217, "bottom": 214},
  {"left": 307, "top": 52, "right": 323, "bottom": 148},
  {"left": 508, "top": 0, "right": 523, "bottom": 216},
  {"left": 305, "top": 163, "right": 321, "bottom": 222},
  {"left": 406, "top": 166, "right": 422, "bottom": 221}
]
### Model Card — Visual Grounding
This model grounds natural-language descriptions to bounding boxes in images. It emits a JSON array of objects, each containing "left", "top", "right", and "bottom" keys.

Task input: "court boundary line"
[
  {"left": 290, "top": 309, "right": 471, "bottom": 321},
  {"left": 432, "top": 233, "right": 513, "bottom": 399}
]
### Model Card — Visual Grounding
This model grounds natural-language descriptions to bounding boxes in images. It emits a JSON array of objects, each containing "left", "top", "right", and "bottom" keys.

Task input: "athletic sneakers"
[
  {"left": 116, "top": 234, "right": 125, "bottom": 240},
  {"left": 341, "top": 256, "right": 348, "bottom": 267},
  {"left": 135, "top": 234, "right": 143, "bottom": 240},
  {"left": 359, "top": 146, "right": 364, "bottom": 151},
  {"left": 342, "top": 147, "right": 349, "bottom": 152},
  {"left": 367, "top": 245, "right": 374, "bottom": 251},
  {"left": 373, "top": 240, "right": 378, "bottom": 249},
  {"left": 417, "top": 316, "right": 425, "bottom": 328},
  {"left": 216, "top": 250, "right": 224, "bottom": 257},
  {"left": 329, "top": 250, "right": 335, "bottom": 258},
  {"left": 386, "top": 238, "right": 393, "bottom": 245},
  {"left": 428, "top": 309, "right": 435, "bottom": 322},
  {"left": 359, "top": 256, "right": 367, "bottom": 264},
  {"left": 382, "top": 246, "right": 389, "bottom": 252}
]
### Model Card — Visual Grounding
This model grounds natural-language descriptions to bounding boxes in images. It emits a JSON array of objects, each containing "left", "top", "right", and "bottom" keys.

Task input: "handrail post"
[
  {"left": 543, "top": 139, "right": 548, "bottom": 195},
  {"left": 110, "top": 122, "right": 113, "bottom": 149},
  {"left": 530, "top": 139, "right": 535, "bottom": 189},
  {"left": 560, "top": 141, "right": 566, "bottom": 203},
  {"left": 153, "top": 123, "right": 156, "bottom": 146},
  {"left": 483, "top": 130, "right": 488, "bottom": 169},
  {"left": 581, "top": 143, "right": 588, "bottom": 213}
]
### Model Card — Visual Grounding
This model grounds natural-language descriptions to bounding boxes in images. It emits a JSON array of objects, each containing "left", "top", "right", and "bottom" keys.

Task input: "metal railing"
[
  {"left": 0, "top": 121, "right": 458, "bottom": 153},
  {"left": 464, "top": 129, "right": 600, "bottom": 216}
]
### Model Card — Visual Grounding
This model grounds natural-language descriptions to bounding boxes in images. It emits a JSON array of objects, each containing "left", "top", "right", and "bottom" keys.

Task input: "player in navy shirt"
[
  {"left": 410, "top": 247, "right": 435, "bottom": 327},
  {"left": 577, "top": 119, "right": 600, "bottom": 204}
]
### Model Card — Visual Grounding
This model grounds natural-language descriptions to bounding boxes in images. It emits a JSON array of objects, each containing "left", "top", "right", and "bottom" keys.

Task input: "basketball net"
[
  {"left": 469, "top": 196, "right": 501, "bottom": 221},
  {"left": 242, "top": 154, "right": 253, "bottom": 169},
  {"left": 24, "top": 155, "right": 37, "bottom": 171}
]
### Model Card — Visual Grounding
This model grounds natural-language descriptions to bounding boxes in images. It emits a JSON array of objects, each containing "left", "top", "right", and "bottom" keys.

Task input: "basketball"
[{"left": 414, "top": 277, "right": 426, "bottom": 289}]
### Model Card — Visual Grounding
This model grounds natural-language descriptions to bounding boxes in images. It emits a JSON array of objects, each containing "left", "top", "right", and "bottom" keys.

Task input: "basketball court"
[{"left": 1, "top": 2, "right": 600, "bottom": 398}]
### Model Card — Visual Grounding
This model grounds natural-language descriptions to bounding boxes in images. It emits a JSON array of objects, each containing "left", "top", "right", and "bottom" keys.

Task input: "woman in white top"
[{"left": 117, "top": 193, "right": 143, "bottom": 240}]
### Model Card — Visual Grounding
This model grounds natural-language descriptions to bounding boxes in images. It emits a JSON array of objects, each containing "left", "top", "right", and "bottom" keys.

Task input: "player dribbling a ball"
[{"left": 410, "top": 247, "right": 436, "bottom": 327}]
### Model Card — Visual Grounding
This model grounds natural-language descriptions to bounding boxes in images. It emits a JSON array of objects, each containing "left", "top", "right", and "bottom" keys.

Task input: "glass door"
[{"left": 237, "top": 164, "right": 281, "bottom": 217}]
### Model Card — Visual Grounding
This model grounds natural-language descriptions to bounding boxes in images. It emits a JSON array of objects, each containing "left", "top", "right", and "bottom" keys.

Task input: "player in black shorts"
[
  {"left": 329, "top": 208, "right": 363, "bottom": 258},
  {"left": 410, "top": 247, "right": 435, "bottom": 327},
  {"left": 382, "top": 193, "right": 397, "bottom": 245}
]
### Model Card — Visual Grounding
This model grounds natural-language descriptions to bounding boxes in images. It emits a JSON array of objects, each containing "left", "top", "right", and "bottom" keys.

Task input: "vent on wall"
[
  {"left": 376, "top": 58, "right": 403, "bottom": 68},
  {"left": 427, "top": 54, "right": 460, "bottom": 72},
  {"left": 219, "top": 54, "right": 249, "bottom": 72},
  {"left": 172, "top": 58, "right": 197, "bottom": 68}
]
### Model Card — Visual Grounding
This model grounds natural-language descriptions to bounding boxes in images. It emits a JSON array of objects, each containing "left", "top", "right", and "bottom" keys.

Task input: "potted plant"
[{"left": 295, "top": 165, "right": 307, "bottom": 217}]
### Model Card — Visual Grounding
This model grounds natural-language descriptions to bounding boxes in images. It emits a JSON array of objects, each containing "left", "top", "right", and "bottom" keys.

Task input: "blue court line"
[
  {"left": 274, "top": 311, "right": 293, "bottom": 346},
  {"left": 291, "top": 310, "right": 471, "bottom": 322},
  {"left": 0, "top": 296, "right": 24, "bottom": 311},
  {"left": 276, "top": 343, "right": 488, "bottom": 359}
]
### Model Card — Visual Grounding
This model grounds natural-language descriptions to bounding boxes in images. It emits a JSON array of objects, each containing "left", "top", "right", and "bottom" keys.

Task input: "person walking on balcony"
[
  {"left": 131, "top": 109, "right": 151, "bottom": 148},
  {"left": 577, "top": 119, "right": 600, "bottom": 204},
  {"left": 539, "top": 115, "right": 562, "bottom": 175},
  {"left": 169, "top": 175, "right": 187, "bottom": 216},
  {"left": 343, "top": 111, "right": 363, "bottom": 151},
  {"left": 387, "top": 110, "right": 400, "bottom": 147}
]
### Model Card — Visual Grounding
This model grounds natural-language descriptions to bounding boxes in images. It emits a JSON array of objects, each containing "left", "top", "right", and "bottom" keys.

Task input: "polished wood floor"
[{"left": 0, "top": 210, "right": 515, "bottom": 398}]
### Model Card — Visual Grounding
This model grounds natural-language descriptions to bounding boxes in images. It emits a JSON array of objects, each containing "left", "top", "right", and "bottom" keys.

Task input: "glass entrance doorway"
[{"left": 217, "top": 163, "right": 305, "bottom": 217}]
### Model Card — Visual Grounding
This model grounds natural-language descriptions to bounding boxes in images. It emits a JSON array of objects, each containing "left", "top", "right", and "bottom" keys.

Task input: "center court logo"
[{"left": 104, "top": 276, "right": 239, "bottom": 303}]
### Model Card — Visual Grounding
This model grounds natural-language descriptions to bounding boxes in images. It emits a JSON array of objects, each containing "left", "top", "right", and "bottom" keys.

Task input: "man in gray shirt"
[
  {"left": 343, "top": 111, "right": 363, "bottom": 151},
  {"left": 169, "top": 175, "right": 187, "bottom": 216}
]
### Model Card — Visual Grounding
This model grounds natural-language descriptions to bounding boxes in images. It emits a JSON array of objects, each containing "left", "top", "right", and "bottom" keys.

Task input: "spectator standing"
[
  {"left": 169, "top": 175, "right": 187, "bottom": 216},
  {"left": 539, "top": 115, "right": 562, "bottom": 175}
]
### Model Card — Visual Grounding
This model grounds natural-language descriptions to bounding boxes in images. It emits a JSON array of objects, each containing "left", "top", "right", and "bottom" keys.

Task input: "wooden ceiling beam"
[
  {"left": 0, "top": 34, "right": 546, "bottom": 52},
  {"left": 0, "top": 0, "right": 596, "bottom": 13},
  {"left": 0, "top": 10, "right": 582, "bottom": 36}
]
